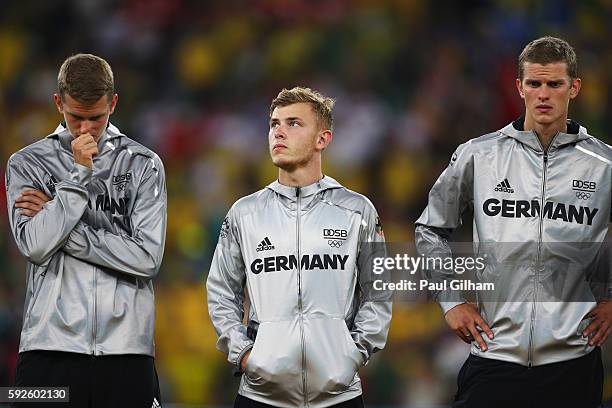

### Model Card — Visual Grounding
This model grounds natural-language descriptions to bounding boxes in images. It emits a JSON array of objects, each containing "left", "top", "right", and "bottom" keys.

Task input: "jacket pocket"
[
  {"left": 304, "top": 317, "right": 363, "bottom": 400},
  {"left": 243, "top": 320, "right": 303, "bottom": 402},
  {"left": 25, "top": 264, "right": 50, "bottom": 323}
]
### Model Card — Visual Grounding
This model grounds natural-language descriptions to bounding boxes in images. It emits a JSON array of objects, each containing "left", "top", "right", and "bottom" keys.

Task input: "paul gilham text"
[{"left": 373, "top": 279, "right": 495, "bottom": 291}]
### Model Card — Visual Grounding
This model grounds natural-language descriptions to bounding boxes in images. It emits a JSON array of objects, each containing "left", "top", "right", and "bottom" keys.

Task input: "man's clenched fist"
[{"left": 71, "top": 132, "right": 98, "bottom": 169}]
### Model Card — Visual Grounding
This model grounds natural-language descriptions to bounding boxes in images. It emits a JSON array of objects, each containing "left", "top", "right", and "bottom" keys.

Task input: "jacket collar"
[
  {"left": 46, "top": 122, "right": 125, "bottom": 153},
  {"left": 500, "top": 115, "right": 590, "bottom": 152},
  {"left": 266, "top": 175, "right": 343, "bottom": 200}
]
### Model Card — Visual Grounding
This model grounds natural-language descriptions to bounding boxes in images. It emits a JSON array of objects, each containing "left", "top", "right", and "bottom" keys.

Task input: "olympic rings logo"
[
  {"left": 328, "top": 240, "right": 343, "bottom": 248},
  {"left": 575, "top": 191, "right": 591, "bottom": 200}
]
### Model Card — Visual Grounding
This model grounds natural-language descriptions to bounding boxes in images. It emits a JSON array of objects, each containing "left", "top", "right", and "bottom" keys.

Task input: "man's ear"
[
  {"left": 109, "top": 94, "right": 118, "bottom": 114},
  {"left": 516, "top": 78, "right": 525, "bottom": 99},
  {"left": 569, "top": 78, "right": 581, "bottom": 100},
  {"left": 316, "top": 129, "right": 333, "bottom": 151},
  {"left": 54, "top": 94, "right": 63, "bottom": 114}
]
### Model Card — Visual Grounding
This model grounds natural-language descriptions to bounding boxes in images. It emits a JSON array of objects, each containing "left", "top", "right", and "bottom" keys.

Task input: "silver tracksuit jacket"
[
  {"left": 415, "top": 117, "right": 611, "bottom": 367},
  {"left": 207, "top": 176, "right": 392, "bottom": 407},
  {"left": 6, "top": 122, "right": 167, "bottom": 356}
]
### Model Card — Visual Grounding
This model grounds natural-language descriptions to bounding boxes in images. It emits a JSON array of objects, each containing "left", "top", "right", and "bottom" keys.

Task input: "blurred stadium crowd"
[{"left": 1, "top": 0, "right": 612, "bottom": 406}]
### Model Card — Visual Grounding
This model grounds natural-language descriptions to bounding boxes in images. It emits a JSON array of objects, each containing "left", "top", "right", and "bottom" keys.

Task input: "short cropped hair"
[
  {"left": 270, "top": 87, "right": 335, "bottom": 130},
  {"left": 57, "top": 54, "right": 114, "bottom": 105},
  {"left": 518, "top": 36, "right": 578, "bottom": 80}
]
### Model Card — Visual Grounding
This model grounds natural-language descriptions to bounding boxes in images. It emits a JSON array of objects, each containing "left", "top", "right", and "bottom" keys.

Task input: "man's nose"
[
  {"left": 274, "top": 126, "right": 286, "bottom": 138},
  {"left": 80, "top": 120, "right": 93, "bottom": 135},
  {"left": 537, "top": 86, "right": 550, "bottom": 100}
]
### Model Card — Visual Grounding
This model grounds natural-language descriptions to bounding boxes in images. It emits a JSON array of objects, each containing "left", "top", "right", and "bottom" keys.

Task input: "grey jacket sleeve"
[
  {"left": 206, "top": 206, "right": 254, "bottom": 367},
  {"left": 353, "top": 201, "right": 392, "bottom": 366},
  {"left": 415, "top": 142, "right": 474, "bottom": 314},
  {"left": 62, "top": 156, "right": 167, "bottom": 279},
  {"left": 6, "top": 153, "right": 91, "bottom": 265}
]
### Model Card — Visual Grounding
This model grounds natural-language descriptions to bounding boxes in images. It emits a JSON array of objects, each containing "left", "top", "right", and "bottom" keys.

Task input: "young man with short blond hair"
[{"left": 207, "top": 87, "right": 392, "bottom": 408}]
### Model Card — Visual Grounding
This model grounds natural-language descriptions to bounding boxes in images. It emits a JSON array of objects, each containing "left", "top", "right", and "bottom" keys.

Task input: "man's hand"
[
  {"left": 71, "top": 133, "right": 98, "bottom": 169},
  {"left": 240, "top": 350, "right": 251, "bottom": 372},
  {"left": 14, "top": 189, "right": 51, "bottom": 217},
  {"left": 445, "top": 303, "right": 494, "bottom": 351},
  {"left": 583, "top": 301, "right": 612, "bottom": 346}
]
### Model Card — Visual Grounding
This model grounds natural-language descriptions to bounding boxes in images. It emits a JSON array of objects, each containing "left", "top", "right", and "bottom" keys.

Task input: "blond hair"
[{"left": 270, "top": 87, "right": 335, "bottom": 130}]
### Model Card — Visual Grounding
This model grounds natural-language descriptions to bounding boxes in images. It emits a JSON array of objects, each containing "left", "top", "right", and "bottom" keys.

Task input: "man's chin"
[
  {"left": 271, "top": 157, "right": 296, "bottom": 171},
  {"left": 533, "top": 115, "right": 561, "bottom": 127},
  {"left": 534, "top": 107, "right": 565, "bottom": 119}
]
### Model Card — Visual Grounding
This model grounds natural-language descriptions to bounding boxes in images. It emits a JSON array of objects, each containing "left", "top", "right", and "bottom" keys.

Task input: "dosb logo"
[
  {"left": 323, "top": 229, "right": 347, "bottom": 248},
  {"left": 323, "top": 229, "right": 347, "bottom": 239},
  {"left": 572, "top": 180, "right": 596, "bottom": 191},
  {"left": 572, "top": 179, "right": 596, "bottom": 200},
  {"left": 112, "top": 172, "right": 132, "bottom": 191},
  {"left": 113, "top": 173, "right": 132, "bottom": 184}
]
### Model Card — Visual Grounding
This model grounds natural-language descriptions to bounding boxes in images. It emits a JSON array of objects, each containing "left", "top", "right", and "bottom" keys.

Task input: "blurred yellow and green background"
[{"left": 1, "top": 1, "right": 612, "bottom": 406}]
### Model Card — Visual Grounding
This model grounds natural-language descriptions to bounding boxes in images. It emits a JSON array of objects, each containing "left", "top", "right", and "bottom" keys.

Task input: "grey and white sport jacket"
[
  {"left": 6, "top": 123, "right": 167, "bottom": 357},
  {"left": 207, "top": 176, "right": 392, "bottom": 408},
  {"left": 416, "top": 117, "right": 611, "bottom": 367}
]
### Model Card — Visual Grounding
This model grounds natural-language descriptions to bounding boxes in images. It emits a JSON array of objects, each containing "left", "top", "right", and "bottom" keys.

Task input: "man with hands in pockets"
[{"left": 207, "top": 87, "right": 392, "bottom": 408}]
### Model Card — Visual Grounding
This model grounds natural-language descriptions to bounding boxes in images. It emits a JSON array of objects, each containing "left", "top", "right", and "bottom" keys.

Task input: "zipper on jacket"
[
  {"left": 296, "top": 187, "right": 308, "bottom": 406},
  {"left": 91, "top": 267, "right": 98, "bottom": 355},
  {"left": 527, "top": 134, "right": 557, "bottom": 367}
]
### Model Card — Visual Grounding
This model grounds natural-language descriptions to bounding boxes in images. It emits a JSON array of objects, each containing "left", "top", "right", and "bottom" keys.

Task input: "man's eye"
[
  {"left": 549, "top": 82, "right": 561, "bottom": 88},
  {"left": 529, "top": 82, "right": 540, "bottom": 88},
  {"left": 270, "top": 122, "right": 279, "bottom": 128},
  {"left": 290, "top": 121, "right": 300, "bottom": 127}
]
